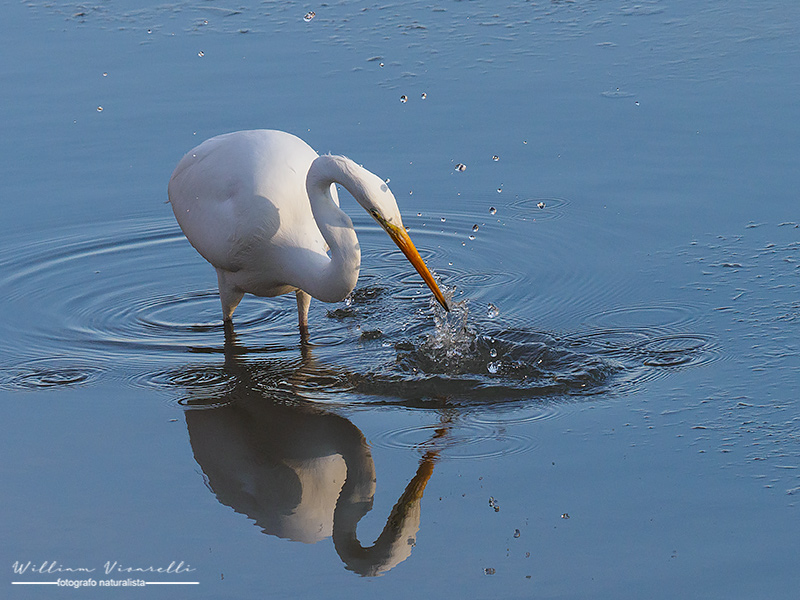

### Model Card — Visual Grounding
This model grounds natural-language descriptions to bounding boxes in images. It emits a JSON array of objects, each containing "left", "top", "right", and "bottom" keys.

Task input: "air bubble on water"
[
  {"left": 303, "top": 11, "right": 316, "bottom": 21},
  {"left": 455, "top": 163, "right": 466, "bottom": 172},
  {"left": 489, "top": 207, "right": 497, "bottom": 215},
  {"left": 400, "top": 95, "right": 408, "bottom": 103},
  {"left": 492, "top": 155, "right": 499, "bottom": 161},
  {"left": 487, "top": 302, "right": 499, "bottom": 318},
  {"left": 537, "top": 201, "right": 546, "bottom": 209},
  {"left": 472, "top": 224, "right": 479, "bottom": 232}
]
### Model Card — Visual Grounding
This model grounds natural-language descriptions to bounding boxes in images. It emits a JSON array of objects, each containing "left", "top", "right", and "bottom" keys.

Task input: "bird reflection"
[{"left": 182, "top": 324, "right": 448, "bottom": 576}]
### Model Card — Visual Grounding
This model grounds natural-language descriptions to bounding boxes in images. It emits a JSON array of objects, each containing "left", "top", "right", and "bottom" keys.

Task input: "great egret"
[{"left": 168, "top": 129, "right": 449, "bottom": 330}]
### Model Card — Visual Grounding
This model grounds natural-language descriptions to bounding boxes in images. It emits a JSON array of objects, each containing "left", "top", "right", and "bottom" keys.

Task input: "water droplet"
[
  {"left": 513, "top": 529, "right": 521, "bottom": 538},
  {"left": 472, "top": 224, "right": 479, "bottom": 232},
  {"left": 468, "top": 235, "right": 475, "bottom": 241},
  {"left": 417, "top": 212, "right": 422, "bottom": 217},
  {"left": 484, "top": 567, "right": 496, "bottom": 575},
  {"left": 147, "top": 29, "right": 152, "bottom": 34},
  {"left": 303, "top": 11, "right": 316, "bottom": 21},
  {"left": 102, "top": 72, "right": 108, "bottom": 77},
  {"left": 197, "top": 50, "right": 204, "bottom": 57},
  {"left": 96, "top": 106, "right": 103, "bottom": 112},
  {"left": 487, "top": 361, "right": 500, "bottom": 374},
  {"left": 492, "top": 155, "right": 499, "bottom": 161},
  {"left": 537, "top": 201, "right": 546, "bottom": 209},
  {"left": 400, "top": 94, "right": 408, "bottom": 103},
  {"left": 489, "top": 207, "right": 497, "bottom": 215},
  {"left": 487, "top": 303, "right": 499, "bottom": 318},
  {"left": 561, "top": 513, "right": 570, "bottom": 519},
  {"left": 489, "top": 348, "right": 498, "bottom": 358},
  {"left": 440, "top": 217, "right": 446, "bottom": 222},
  {"left": 635, "top": 100, "right": 640, "bottom": 106},
  {"left": 379, "top": 62, "right": 384, "bottom": 67},
  {"left": 455, "top": 163, "right": 466, "bottom": 172},
  {"left": 497, "top": 187, "right": 502, "bottom": 193},
  {"left": 421, "top": 92, "right": 427, "bottom": 99}
]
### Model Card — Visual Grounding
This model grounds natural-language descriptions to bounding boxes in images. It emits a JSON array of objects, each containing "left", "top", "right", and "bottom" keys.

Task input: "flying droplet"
[
  {"left": 561, "top": 513, "right": 570, "bottom": 519},
  {"left": 455, "top": 163, "right": 466, "bottom": 172},
  {"left": 417, "top": 212, "right": 422, "bottom": 217},
  {"left": 468, "top": 235, "right": 475, "bottom": 240},
  {"left": 102, "top": 72, "right": 108, "bottom": 77},
  {"left": 492, "top": 155, "right": 499, "bottom": 161},
  {"left": 487, "top": 302, "right": 499, "bottom": 318},
  {"left": 513, "top": 529, "right": 521, "bottom": 538},
  {"left": 497, "top": 187, "right": 502, "bottom": 193},
  {"left": 440, "top": 217, "right": 446, "bottom": 222},
  {"left": 96, "top": 106, "right": 103, "bottom": 112},
  {"left": 487, "top": 361, "right": 500, "bottom": 374},
  {"left": 303, "top": 11, "right": 316, "bottom": 21},
  {"left": 421, "top": 92, "right": 427, "bottom": 99},
  {"left": 197, "top": 50, "right": 204, "bottom": 57},
  {"left": 537, "top": 201, "right": 546, "bottom": 209},
  {"left": 484, "top": 567, "right": 496, "bottom": 575},
  {"left": 489, "top": 348, "right": 498, "bottom": 358},
  {"left": 472, "top": 224, "right": 479, "bottom": 232},
  {"left": 489, "top": 207, "right": 497, "bottom": 215},
  {"left": 400, "top": 95, "right": 408, "bottom": 103}
]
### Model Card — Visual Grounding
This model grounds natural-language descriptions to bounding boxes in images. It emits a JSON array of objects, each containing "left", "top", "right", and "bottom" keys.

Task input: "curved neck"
[
  {"left": 332, "top": 451, "right": 437, "bottom": 577},
  {"left": 301, "top": 155, "right": 368, "bottom": 303}
]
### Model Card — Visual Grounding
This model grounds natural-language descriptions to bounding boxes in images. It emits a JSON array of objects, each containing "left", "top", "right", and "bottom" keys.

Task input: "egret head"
[{"left": 357, "top": 166, "right": 450, "bottom": 312}]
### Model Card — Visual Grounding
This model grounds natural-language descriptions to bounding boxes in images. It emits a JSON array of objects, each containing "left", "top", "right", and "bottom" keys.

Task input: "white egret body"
[{"left": 168, "top": 130, "right": 448, "bottom": 330}]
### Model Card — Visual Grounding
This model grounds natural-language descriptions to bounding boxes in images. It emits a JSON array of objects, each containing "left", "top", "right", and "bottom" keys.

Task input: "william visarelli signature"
[{"left": 12, "top": 560, "right": 196, "bottom": 576}]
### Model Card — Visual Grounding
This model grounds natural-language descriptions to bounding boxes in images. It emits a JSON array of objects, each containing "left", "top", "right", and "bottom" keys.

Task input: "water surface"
[{"left": 2, "top": 1, "right": 798, "bottom": 598}]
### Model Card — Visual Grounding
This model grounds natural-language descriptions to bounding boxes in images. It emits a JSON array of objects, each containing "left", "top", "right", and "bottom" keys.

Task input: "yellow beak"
[{"left": 382, "top": 221, "right": 450, "bottom": 312}]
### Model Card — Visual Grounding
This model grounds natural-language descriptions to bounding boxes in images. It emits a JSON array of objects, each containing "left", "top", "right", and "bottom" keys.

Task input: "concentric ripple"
[
  {"left": 0, "top": 357, "right": 105, "bottom": 391},
  {"left": 371, "top": 420, "right": 539, "bottom": 460},
  {"left": 0, "top": 218, "right": 301, "bottom": 387},
  {"left": 0, "top": 217, "right": 715, "bottom": 408}
]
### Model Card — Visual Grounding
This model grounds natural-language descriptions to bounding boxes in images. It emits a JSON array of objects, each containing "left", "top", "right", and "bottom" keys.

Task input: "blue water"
[{"left": 2, "top": 1, "right": 798, "bottom": 598}]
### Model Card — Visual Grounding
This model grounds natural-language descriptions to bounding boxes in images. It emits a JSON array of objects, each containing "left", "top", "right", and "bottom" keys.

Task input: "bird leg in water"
[
  {"left": 217, "top": 268, "right": 245, "bottom": 322},
  {"left": 296, "top": 289, "right": 311, "bottom": 334}
]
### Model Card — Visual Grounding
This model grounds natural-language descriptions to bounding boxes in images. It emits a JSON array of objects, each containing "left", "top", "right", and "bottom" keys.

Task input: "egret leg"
[
  {"left": 296, "top": 289, "right": 311, "bottom": 331},
  {"left": 216, "top": 268, "right": 245, "bottom": 322}
]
